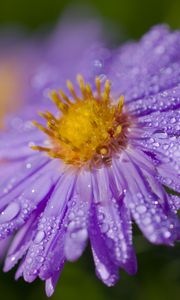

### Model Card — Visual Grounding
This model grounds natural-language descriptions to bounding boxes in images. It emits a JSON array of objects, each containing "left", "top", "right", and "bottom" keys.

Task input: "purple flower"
[{"left": 0, "top": 24, "right": 179, "bottom": 297}]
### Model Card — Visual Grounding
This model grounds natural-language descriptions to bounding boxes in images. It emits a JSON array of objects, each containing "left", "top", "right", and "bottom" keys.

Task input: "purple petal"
[
  {"left": 89, "top": 202, "right": 119, "bottom": 286},
  {"left": 115, "top": 151, "right": 180, "bottom": 245},
  {"left": 0, "top": 161, "right": 60, "bottom": 239},
  {"left": 64, "top": 170, "right": 92, "bottom": 261},
  {"left": 92, "top": 166, "right": 137, "bottom": 275},
  {"left": 127, "top": 85, "right": 180, "bottom": 117},
  {"left": 3, "top": 210, "right": 39, "bottom": 272},
  {"left": 134, "top": 135, "right": 180, "bottom": 193},
  {"left": 45, "top": 271, "right": 60, "bottom": 297},
  {"left": 137, "top": 109, "right": 180, "bottom": 136},
  {"left": 22, "top": 171, "right": 76, "bottom": 281},
  {"left": 109, "top": 25, "right": 180, "bottom": 101}
]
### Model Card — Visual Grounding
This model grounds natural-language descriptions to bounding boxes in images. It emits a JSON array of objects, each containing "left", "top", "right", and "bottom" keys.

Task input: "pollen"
[{"left": 32, "top": 75, "right": 130, "bottom": 168}]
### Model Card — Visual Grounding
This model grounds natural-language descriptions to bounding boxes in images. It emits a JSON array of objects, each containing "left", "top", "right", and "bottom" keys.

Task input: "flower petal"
[
  {"left": 3, "top": 210, "right": 39, "bottom": 272},
  {"left": 0, "top": 159, "right": 60, "bottom": 239},
  {"left": 116, "top": 151, "right": 180, "bottom": 245},
  {"left": 89, "top": 202, "right": 119, "bottom": 286},
  {"left": 127, "top": 85, "right": 180, "bottom": 117},
  {"left": 64, "top": 170, "right": 92, "bottom": 261},
  {"left": 92, "top": 166, "right": 137, "bottom": 275},
  {"left": 22, "top": 171, "right": 76, "bottom": 281},
  {"left": 137, "top": 109, "right": 180, "bottom": 137},
  {"left": 45, "top": 270, "right": 61, "bottom": 297},
  {"left": 109, "top": 25, "right": 180, "bottom": 101}
]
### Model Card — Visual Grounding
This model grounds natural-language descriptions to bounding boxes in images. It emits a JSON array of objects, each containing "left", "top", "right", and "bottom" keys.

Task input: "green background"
[
  {"left": 0, "top": 0, "right": 180, "bottom": 38},
  {"left": 0, "top": 1, "right": 180, "bottom": 300}
]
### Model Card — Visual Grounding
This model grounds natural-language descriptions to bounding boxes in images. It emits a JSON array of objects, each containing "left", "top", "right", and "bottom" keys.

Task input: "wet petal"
[
  {"left": 134, "top": 136, "right": 180, "bottom": 193},
  {"left": 119, "top": 151, "right": 180, "bottom": 245},
  {"left": 127, "top": 85, "right": 180, "bottom": 117},
  {"left": 3, "top": 210, "right": 39, "bottom": 272},
  {"left": 64, "top": 170, "right": 92, "bottom": 261},
  {"left": 22, "top": 171, "right": 76, "bottom": 281},
  {"left": 0, "top": 159, "right": 60, "bottom": 239},
  {"left": 89, "top": 202, "right": 119, "bottom": 286},
  {"left": 45, "top": 270, "right": 61, "bottom": 297},
  {"left": 109, "top": 25, "right": 180, "bottom": 101},
  {"left": 137, "top": 109, "right": 180, "bottom": 137},
  {"left": 92, "top": 166, "right": 137, "bottom": 275}
]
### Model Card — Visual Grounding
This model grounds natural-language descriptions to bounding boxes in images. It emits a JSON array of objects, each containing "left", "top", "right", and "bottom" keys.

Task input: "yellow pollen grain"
[
  {"left": 100, "top": 147, "right": 108, "bottom": 155},
  {"left": 114, "top": 124, "right": 122, "bottom": 137}
]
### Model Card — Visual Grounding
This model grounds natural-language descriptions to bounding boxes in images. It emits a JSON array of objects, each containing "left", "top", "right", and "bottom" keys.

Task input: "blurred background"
[{"left": 0, "top": 0, "right": 180, "bottom": 299}]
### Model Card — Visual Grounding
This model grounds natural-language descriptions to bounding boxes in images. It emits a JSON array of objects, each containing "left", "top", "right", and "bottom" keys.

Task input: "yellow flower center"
[{"left": 32, "top": 75, "right": 130, "bottom": 168}]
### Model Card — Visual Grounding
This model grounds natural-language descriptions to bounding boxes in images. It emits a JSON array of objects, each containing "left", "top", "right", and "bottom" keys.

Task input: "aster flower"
[{"left": 0, "top": 24, "right": 179, "bottom": 297}]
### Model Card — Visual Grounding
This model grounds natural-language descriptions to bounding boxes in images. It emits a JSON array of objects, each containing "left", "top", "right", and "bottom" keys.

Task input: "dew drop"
[
  {"left": 70, "top": 228, "right": 88, "bottom": 242},
  {"left": 142, "top": 216, "right": 151, "bottom": 225},
  {"left": 163, "top": 231, "right": 171, "bottom": 239},
  {"left": 0, "top": 202, "right": 20, "bottom": 224},
  {"left": 27, "top": 257, "right": 33, "bottom": 264},
  {"left": 34, "top": 230, "right": 45, "bottom": 244},
  {"left": 26, "top": 163, "right": 32, "bottom": 169},
  {"left": 170, "top": 117, "right": 176, "bottom": 124},
  {"left": 97, "top": 263, "right": 109, "bottom": 280},
  {"left": 136, "top": 205, "right": 147, "bottom": 214},
  {"left": 100, "top": 223, "right": 109, "bottom": 233},
  {"left": 97, "top": 212, "right": 105, "bottom": 221}
]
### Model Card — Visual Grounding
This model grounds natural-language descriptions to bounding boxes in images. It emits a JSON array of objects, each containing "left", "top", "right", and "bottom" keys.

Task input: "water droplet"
[
  {"left": 38, "top": 256, "right": 45, "bottom": 263},
  {"left": 142, "top": 216, "right": 151, "bottom": 225},
  {"left": 27, "top": 257, "right": 32, "bottom": 264},
  {"left": 26, "top": 163, "right": 32, "bottom": 169},
  {"left": 100, "top": 223, "right": 109, "bottom": 233},
  {"left": 170, "top": 117, "right": 176, "bottom": 124},
  {"left": 34, "top": 230, "right": 45, "bottom": 243},
  {"left": 10, "top": 256, "right": 16, "bottom": 262},
  {"left": 77, "top": 210, "right": 84, "bottom": 217},
  {"left": 70, "top": 228, "right": 88, "bottom": 242},
  {"left": 97, "top": 212, "right": 105, "bottom": 221},
  {"left": 97, "top": 263, "right": 109, "bottom": 280},
  {"left": 94, "top": 59, "right": 103, "bottom": 69},
  {"left": 136, "top": 205, "right": 147, "bottom": 214},
  {"left": 0, "top": 202, "right": 20, "bottom": 224},
  {"left": 163, "top": 231, "right": 171, "bottom": 239}
]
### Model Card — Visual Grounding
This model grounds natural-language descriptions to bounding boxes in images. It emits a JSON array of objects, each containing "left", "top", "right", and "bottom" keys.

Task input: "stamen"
[
  {"left": 39, "top": 112, "right": 57, "bottom": 123},
  {"left": 117, "top": 95, "right": 124, "bottom": 113},
  {"left": 51, "top": 91, "right": 69, "bottom": 113},
  {"left": 59, "top": 89, "right": 72, "bottom": 105},
  {"left": 99, "top": 147, "right": 109, "bottom": 156},
  {"left": 32, "top": 121, "right": 55, "bottom": 137},
  {"left": 77, "top": 74, "right": 86, "bottom": 98},
  {"left": 113, "top": 125, "right": 122, "bottom": 137},
  {"left": 85, "top": 84, "right": 93, "bottom": 98},
  {"left": 66, "top": 80, "right": 79, "bottom": 101},
  {"left": 31, "top": 145, "right": 51, "bottom": 152},
  {"left": 95, "top": 76, "right": 101, "bottom": 96},
  {"left": 103, "top": 80, "right": 111, "bottom": 101}
]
